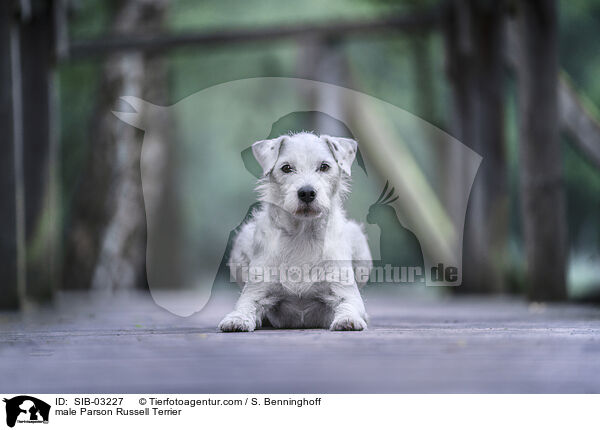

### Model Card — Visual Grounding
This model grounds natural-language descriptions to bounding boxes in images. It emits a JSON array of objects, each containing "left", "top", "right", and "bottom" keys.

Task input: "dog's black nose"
[{"left": 297, "top": 186, "right": 316, "bottom": 203}]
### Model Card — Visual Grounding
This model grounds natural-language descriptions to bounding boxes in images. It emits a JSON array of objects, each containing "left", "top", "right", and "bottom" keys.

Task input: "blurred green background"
[{"left": 53, "top": 0, "right": 600, "bottom": 301}]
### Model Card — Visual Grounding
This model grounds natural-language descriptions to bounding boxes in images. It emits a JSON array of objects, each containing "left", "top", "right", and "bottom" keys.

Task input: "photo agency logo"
[
  {"left": 2, "top": 396, "right": 50, "bottom": 427},
  {"left": 112, "top": 77, "right": 482, "bottom": 316}
]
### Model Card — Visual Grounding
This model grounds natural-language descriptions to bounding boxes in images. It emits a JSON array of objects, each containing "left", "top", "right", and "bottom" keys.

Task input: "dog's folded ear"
[
  {"left": 252, "top": 136, "right": 285, "bottom": 176},
  {"left": 323, "top": 136, "right": 358, "bottom": 176}
]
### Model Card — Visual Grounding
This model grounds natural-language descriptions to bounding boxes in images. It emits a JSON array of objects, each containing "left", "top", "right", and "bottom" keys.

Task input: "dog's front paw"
[
  {"left": 218, "top": 312, "right": 256, "bottom": 332},
  {"left": 330, "top": 315, "right": 367, "bottom": 331}
]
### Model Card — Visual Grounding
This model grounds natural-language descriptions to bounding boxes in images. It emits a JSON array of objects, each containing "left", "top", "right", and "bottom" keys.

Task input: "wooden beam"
[
  {"left": 558, "top": 74, "right": 600, "bottom": 168},
  {"left": 506, "top": 20, "right": 600, "bottom": 170},
  {"left": 66, "top": 11, "right": 439, "bottom": 59}
]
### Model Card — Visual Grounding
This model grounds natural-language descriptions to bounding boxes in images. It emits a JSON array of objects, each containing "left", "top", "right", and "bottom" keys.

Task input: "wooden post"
[
  {"left": 64, "top": 0, "right": 169, "bottom": 292},
  {"left": 0, "top": 0, "right": 61, "bottom": 308},
  {"left": 516, "top": 0, "right": 567, "bottom": 301},
  {"left": 315, "top": 38, "right": 349, "bottom": 136},
  {"left": 442, "top": 0, "right": 508, "bottom": 294},
  {"left": 295, "top": 36, "right": 349, "bottom": 134},
  {"left": 19, "top": 0, "right": 58, "bottom": 303},
  {"left": 0, "top": 0, "right": 23, "bottom": 310},
  {"left": 471, "top": 0, "right": 508, "bottom": 294}
]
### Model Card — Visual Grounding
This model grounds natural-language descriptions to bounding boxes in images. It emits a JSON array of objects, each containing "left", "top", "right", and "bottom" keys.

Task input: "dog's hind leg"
[
  {"left": 348, "top": 221, "right": 373, "bottom": 288},
  {"left": 228, "top": 220, "right": 256, "bottom": 288}
]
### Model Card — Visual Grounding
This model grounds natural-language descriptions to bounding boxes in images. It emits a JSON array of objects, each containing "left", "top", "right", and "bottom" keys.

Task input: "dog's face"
[{"left": 253, "top": 132, "right": 357, "bottom": 219}]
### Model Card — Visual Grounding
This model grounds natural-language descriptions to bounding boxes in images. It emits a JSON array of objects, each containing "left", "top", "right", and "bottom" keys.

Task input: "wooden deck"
[{"left": 1, "top": 289, "right": 600, "bottom": 393}]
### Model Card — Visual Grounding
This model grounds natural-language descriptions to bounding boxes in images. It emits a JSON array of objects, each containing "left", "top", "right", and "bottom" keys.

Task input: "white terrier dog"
[{"left": 218, "top": 132, "right": 372, "bottom": 331}]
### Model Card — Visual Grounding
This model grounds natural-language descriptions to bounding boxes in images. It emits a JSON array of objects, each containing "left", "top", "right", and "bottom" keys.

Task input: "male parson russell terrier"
[{"left": 218, "top": 132, "right": 372, "bottom": 331}]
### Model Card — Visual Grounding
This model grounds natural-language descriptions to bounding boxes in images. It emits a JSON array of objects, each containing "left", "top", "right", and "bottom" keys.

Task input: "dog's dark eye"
[
  {"left": 281, "top": 164, "right": 293, "bottom": 174},
  {"left": 319, "top": 163, "right": 330, "bottom": 172}
]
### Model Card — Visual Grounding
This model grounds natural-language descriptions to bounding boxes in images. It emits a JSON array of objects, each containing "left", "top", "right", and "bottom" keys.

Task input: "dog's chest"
[
  {"left": 266, "top": 233, "right": 325, "bottom": 293},
  {"left": 285, "top": 233, "right": 322, "bottom": 260}
]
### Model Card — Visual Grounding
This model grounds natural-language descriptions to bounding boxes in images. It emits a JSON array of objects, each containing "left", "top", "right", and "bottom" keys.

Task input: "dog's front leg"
[
  {"left": 328, "top": 282, "right": 368, "bottom": 331},
  {"left": 218, "top": 284, "right": 275, "bottom": 332}
]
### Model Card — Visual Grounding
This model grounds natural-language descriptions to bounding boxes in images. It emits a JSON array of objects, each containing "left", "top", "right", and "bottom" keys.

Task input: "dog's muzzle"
[{"left": 297, "top": 186, "right": 316, "bottom": 203}]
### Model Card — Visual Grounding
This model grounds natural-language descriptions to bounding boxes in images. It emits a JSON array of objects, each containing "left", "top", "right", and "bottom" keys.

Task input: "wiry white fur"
[{"left": 219, "top": 132, "right": 372, "bottom": 332}]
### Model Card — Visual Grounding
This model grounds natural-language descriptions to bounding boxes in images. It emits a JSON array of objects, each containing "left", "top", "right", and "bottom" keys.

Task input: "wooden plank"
[
  {"left": 67, "top": 11, "right": 439, "bottom": 59},
  {"left": 0, "top": 291, "right": 599, "bottom": 393}
]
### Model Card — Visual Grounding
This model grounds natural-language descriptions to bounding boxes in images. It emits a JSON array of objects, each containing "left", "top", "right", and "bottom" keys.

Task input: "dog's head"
[{"left": 253, "top": 132, "right": 357, "bottom": 219}]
